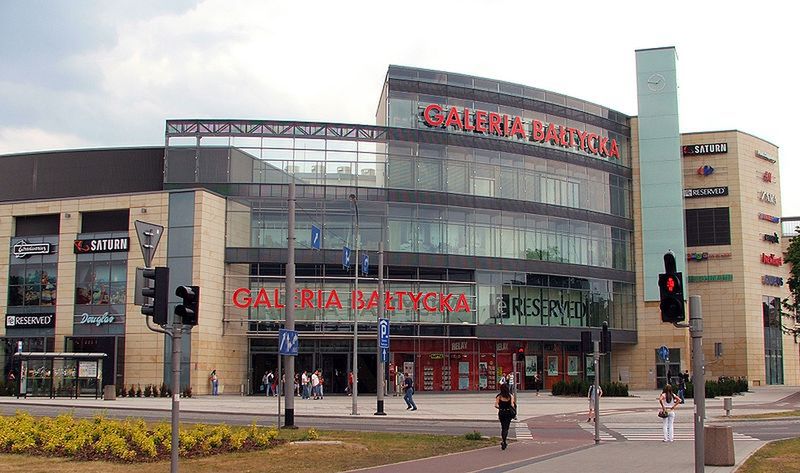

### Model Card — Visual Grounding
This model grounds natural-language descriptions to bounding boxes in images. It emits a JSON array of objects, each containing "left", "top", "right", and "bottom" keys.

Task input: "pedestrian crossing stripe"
[
  {"left": 514, "top": 423, "right": 533, "bottom": 440},
  {"left": 579, "top": 425, "right": 758, "bottom": 442}
]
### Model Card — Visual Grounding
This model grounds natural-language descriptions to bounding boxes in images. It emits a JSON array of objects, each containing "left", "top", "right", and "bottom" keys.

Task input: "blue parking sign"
[{"left": 378, "top": 318, "right": 389, "bottom": 348}]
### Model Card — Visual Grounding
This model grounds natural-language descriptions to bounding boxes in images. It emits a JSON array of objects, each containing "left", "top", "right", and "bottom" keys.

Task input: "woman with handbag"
[
  {"left": 495, "top": 383, "right": 517, "bottom": 450},
  {"left": 659, "top": 384, "right": 680, "bottom": 442}
]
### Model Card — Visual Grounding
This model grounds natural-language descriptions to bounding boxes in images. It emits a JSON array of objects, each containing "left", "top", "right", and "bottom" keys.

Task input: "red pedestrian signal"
[{"left": 658, "top": 272, "right": 685, "bottom": 323}]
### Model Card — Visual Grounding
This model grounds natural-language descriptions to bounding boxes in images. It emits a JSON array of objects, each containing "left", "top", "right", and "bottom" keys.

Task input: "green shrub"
[
  {"left": 551, "top": 380, "right": 629, "bottom": 397},
  {"left": 464, "top": 430, "right": 483, "bottom": 440},
  {"left": 144, "top": 385, "right": 152, "bottom": 398},
  {"left": 684, "top": 377, "right": 747, "bottom": 399}
]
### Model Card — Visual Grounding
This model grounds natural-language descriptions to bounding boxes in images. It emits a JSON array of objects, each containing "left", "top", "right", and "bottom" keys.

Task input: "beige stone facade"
[
  {"left": 616, "top": 128, "right": 799, "bottom": 389},
  {"left": 0, "top": 189, "right": 246, "bottom": 395}
]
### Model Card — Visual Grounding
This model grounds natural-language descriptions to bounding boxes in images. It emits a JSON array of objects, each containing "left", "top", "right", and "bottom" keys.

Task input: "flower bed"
[{"left": 0, "top": 412, "right": 280, "bottom": 462}]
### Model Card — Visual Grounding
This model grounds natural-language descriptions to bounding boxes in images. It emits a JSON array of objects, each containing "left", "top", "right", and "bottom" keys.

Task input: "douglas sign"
[{"left": 421, "top": 104, "right": 620, "bottom": 160}]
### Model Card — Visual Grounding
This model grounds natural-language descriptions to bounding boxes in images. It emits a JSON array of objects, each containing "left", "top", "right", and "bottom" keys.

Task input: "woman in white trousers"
[{"left": 659, "top": 384, "right": 680, "bottom": 441}]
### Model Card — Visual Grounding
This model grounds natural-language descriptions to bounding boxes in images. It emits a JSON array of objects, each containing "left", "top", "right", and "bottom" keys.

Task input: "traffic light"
[
  {"left": 600, "top": 322, "right": 611, "bottom": 354},
  {"left": 175, "top": 285, "right": 200, "bottom": 326},
  {"left": 141, "top": 267, "right": 169, "bottom": 325},
  {"left": 658, "top": 272, "right": 685, "bottom": 323}
]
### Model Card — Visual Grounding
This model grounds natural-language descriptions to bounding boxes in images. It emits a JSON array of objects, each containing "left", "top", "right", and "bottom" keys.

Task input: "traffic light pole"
[
  {"left": 144, "top": 315, "right": 182, "bottom": 473},
  {"left": 688, "top": 295, "right": 705, "bottom": 473},
  {"left": 593, "top": 340, "right": 601, "bottom": 444},
  {"left": 169, "top": 323, "right": 182, "bottom": 473}
]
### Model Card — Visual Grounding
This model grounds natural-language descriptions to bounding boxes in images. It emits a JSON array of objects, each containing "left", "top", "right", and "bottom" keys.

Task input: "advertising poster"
[
  {"left": 586, "top": 356, "right": 595, "bottom": 377},
  {"left": 547, "top": 356, "right": 558, "bottom": 376},
  {"left": 568, "top": 356, "right": 578, "bottom": 376},
  {"left": 78, "top": 361, "right": 98, "bottom": 378},
  {"left": 525, "top": 356, "right": 537, "bottom": 377}
]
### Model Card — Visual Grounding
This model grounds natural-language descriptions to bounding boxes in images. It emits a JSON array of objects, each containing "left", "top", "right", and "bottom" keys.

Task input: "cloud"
[{"left": 0, "top": 127, "right": 89, "bottom": 154}]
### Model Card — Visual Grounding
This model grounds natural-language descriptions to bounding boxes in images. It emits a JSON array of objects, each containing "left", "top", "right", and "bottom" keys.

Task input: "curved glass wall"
[
  {"left": 231, "top": 199, "right": 632, "bottom": 271},
  {"left": 166, "top": 136, "right": 631, "bottom": 218}
]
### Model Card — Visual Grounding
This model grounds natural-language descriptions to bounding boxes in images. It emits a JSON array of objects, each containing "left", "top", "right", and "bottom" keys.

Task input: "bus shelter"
[{"left": 12, "top": 352, "right": 107, "bottom": 399}]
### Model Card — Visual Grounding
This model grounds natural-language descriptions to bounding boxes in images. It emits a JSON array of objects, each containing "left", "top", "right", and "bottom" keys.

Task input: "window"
[
  {"left": 8, "top": 263, "right": 57, "bottom": 307},
  {"left": 75, "top": 260, "right": 127, "bottom": 306},
  {"left": 686, "top": 208, "right": 730, "bottom": 246}
]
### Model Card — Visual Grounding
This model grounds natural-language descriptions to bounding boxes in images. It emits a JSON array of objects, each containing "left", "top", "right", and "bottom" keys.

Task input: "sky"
[{"left": 1, "top": 1, "right": 797, "bottom": 213}]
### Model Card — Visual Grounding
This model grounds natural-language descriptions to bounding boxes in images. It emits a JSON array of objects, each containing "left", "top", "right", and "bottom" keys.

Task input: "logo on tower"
[{"left": 697, "top": 165, "right": 715, "bottom": 176}]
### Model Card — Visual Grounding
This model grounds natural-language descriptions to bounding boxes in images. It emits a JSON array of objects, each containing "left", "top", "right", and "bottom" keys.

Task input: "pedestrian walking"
[
  {"left": 312, "top": 369, "right": 321, "bottom": 399},
  {"left": 347, "top": 371, "right": 354, "bottom": 396},
  {"left": 495, "top": 383, "right": 516, "bottom": 450},
  {"left": 534, "top": 371, "right": 541, "bottom": 396},
  {"left": 261, "top": 371, "right": 269, "bottom": 395},
  {"left": 317, "top": 370, "right": 324, "bottom": 399},
  {"left": 403, "top": 373, "right": 417, "bottom": 411},
  {"left": 659, "top": 384, "right": 680, "bottom": 442},
  {"left": 301, "top": 370, "right": 310, "bottom": 399},
  {"left": 587, "top": 384, "right": 602, "bottom": 422},
  {"left": 265, "top": 370, "right": 275, "bottom": 396},
  {"left": 209, "top": 370, "right": 219, "bottom": 396},
  {"left": 679, "top": 370, "right": 690, "bottom": 404}
]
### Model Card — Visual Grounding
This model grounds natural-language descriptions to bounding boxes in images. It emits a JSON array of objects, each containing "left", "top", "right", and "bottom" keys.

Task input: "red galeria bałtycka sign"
[
  {"left": 232, "top": 288, "right": 471, "bottom": 312},
  {"left": 421, "top": 104, "right": 620, "bottom": 160}
]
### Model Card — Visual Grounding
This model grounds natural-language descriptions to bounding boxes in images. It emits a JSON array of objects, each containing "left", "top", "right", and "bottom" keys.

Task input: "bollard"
[
  {"left": 724, "top": 397, "right": 732, "bottom": 416},
  {"left": 705, "top": 425, "right": 735, "bottom": 466}
]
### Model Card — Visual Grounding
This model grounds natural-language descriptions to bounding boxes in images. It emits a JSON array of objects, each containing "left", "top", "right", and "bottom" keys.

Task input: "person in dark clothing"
[
  {"left": 403, "top": 374, "right": 417, "bottom": 410},
  {"left": 495, "top": 383, "right": 516, "bottom": 450}
]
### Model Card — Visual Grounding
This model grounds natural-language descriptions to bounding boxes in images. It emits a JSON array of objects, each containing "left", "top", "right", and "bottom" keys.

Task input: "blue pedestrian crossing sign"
[
  {"left": 361, "top": 253, "right": 369, "bottom": 275},
  {"left": 378, "top": 318, "right": 389, "bottom": 349},
  {"left": 311, "top": 225, "right": 321, "bottom": 250},
  {"left": 279, "top": 329, "right": 299, "bottom": 356},
  {"left": 658, "top": 345, "right": 669, "bottom": 362},
  {"left": 342, "top": 246, "right": 351, "bottom": 269}
]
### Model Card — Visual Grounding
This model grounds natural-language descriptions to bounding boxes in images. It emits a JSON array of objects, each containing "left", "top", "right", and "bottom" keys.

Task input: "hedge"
[
  {"left": 684, "top": 377, "right": 748, "bottom": 399},
  {"left": 551, "top": 380, "right": 629, "bottom": 397}
]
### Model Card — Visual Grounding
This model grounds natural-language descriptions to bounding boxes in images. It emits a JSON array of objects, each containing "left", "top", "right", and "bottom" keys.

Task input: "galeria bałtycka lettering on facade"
[
  {"left": 232, "top": 288, "right": 471, "bottom": 312},
  {"left": 421, "top": 104, "right": 620, "bottom": 159}
]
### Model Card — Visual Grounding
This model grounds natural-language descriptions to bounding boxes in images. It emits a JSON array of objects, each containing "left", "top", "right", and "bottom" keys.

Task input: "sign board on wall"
[
  {"left": 684, "top": 186, "right": 729, "bottom": 198},
  {"left": 682, "top": 143, "right": 728, "bottom": 156},
  {"left": 74, "top": 237, "right": 130, "bottom": 254},
  {"left": 5, "top": 313, "right": 55, "bottom": 329},
  {"left": 12, "top": 240, "right": 52, "bottom": 259}
]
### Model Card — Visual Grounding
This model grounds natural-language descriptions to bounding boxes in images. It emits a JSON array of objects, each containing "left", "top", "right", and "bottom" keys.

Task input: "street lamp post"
[{"left": 349, "top": 193, "right": 359, "bottom": 415}]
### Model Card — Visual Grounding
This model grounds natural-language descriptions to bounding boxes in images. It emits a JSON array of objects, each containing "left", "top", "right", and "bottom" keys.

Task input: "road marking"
[
  {"left": 514, "top": 422, "right": 533, "bottom": 440},
  {"left": 580, "top": 425, "right": 759, "bottom": 442}
]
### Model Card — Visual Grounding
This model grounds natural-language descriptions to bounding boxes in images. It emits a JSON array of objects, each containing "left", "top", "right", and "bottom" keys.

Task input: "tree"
[{"left": 780, "top": 231, "right": 800, "bottom": 341}]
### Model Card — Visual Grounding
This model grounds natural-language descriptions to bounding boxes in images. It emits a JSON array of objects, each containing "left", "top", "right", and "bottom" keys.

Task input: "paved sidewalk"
[{"left": 2, "top": 385, "right": 797, "bottom": 472}]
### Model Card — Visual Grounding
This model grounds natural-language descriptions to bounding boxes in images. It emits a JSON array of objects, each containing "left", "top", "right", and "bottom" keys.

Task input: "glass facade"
[
  {"left": 164, "top": 66, "right": 635, "bottom": 392},
  {"left": 762, "top": 296, "right": 784, "bottom": 385}
]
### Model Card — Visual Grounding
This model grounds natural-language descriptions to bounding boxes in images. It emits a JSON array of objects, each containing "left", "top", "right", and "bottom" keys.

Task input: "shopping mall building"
[{"left": 1, "top": 47, "right": 797, "bottom": 396}]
